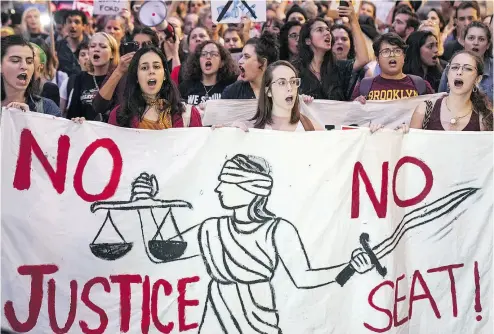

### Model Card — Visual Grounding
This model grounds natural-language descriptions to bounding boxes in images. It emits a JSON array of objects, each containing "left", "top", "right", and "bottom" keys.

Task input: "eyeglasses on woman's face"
[
  {"left": 448, "top": 63, "right": 476, "bottom": 73},
  {"left": 379, "top": 48, "right": 404, "bottom": 57},
  {"left": 288, "top": 33, "right": 299, "bottom": 40},
  {"left": 270, "top": 78, "right": 301, "bottom": 89},
  {"left": 200, "top": 51, "right": 220, "bottom": 58}
]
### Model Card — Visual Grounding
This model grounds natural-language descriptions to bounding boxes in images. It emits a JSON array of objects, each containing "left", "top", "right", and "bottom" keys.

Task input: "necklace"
[
  {"left": 445, "top": 97, "right": 472, "bottom": 126},
  {"left": 309, "top": 63, "right": 321, "bottom": 80},
  {"left": 92, "top": 75, "right": 99, "bottom": 90},
  {"left": 202, "top": 83, "right": 216, "bottom": 100}
]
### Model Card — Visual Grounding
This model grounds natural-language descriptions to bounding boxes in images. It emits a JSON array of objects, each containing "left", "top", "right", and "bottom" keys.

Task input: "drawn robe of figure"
[{"left": 198, "top": 216, "right": 281, "bottom": 334}]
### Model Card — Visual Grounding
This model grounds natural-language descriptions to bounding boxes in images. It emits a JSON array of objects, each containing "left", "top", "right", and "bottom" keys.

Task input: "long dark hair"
[
  {"left": 245, "top": 31, "right": 279, "bottom": 68},
  {"left": 117, "top": 46, "right": 185, "bottom": 127},
  {"left": 296, "top": 18, "right": 340, "bottom": 100},
  {"left": 403, "top": 31, "right": 442, "bottom": 90},
  {"left": 1, "top": 35, "right": 38, "bottom": 103},
  {"left": 182, "top": 40, "right": 238, "bottom": 83},
  {"left": 464, "top": 21, "right": 493, "bottom": 59},
  {"left": 449, "top": 50, "right": 492, "bottom": 130},
  {"left": 330, "top": 24, "right": 356, "bottom": 60},
  {"left": 279, "top": 21, "right": 301, "bottom": 61},
  {"left": 252, "top": 60, "right": 300, "bottom": 129}
]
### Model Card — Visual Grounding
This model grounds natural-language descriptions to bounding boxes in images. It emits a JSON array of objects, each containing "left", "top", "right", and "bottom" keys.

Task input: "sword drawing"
[{"left": 335, "top": 187, "right": 479, "bottom": 286}]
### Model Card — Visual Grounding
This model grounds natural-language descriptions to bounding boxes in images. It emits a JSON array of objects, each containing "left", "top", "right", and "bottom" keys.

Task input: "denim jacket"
[{"left": 438, "top": 57, "right": 493, "bottom": 104}]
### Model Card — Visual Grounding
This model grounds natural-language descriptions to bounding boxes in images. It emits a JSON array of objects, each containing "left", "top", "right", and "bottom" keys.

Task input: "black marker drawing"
[
  {"left": 89, "top": 172, "right": 193, "bottom": 263},
  {"left": 217, "top": 0, "right": 257, "bottom": 21},
  {"left": 88, "top": 155, "right": 478, "bottom": 333}
]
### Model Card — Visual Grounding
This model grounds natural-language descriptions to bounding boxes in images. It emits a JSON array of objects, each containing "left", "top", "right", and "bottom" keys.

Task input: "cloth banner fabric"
[
  {"left": 202, "top": 93, "right": 446, "bottom": 129},
  {"left": 1, "top": 110, "right": 492, "bottom": 334}
]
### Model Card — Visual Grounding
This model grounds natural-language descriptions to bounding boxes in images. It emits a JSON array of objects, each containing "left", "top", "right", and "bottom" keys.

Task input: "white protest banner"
[
  {"left": 212, "top": 0, "right": 267, "bottom": 23},
  {"left": 93, "top": 0, "right": 129, "bottom": 15},
  {"left": 203, "top": 93, "right": 446, "bottom": 129},
  {"left": 1, "top": 111, "right": 492, "bottom": 333}
]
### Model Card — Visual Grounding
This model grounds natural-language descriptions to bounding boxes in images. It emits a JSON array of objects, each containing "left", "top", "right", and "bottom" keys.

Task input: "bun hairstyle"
[
  {"left": 449, "top": 50, "right": 492, "bottom": 130},
  {"left": 244, "top": 31, "right": 279, "bottom": 69}
]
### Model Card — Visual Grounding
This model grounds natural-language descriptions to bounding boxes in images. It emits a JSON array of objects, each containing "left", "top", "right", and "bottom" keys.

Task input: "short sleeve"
[
  {"left": 221, "top": 83, "right": 235, "bottom": 99},
  {"left": 59, "top": 77, "right": 69, "bottom": 100}
]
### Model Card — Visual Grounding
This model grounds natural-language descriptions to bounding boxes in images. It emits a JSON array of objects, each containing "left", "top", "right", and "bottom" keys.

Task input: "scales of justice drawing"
[{"left": 89, "top": 172, "right": 193, "bottom": 263}]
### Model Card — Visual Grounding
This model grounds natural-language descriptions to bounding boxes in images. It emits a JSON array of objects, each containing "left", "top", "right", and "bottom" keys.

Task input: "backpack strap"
[
  {"left": 182, "top": 103, "right": 192, "bottom": 127},
  {"left": 300, "top": 114, "right": 315, "bottom": 131},
  {"left": 421, "top": 100, "right": 434, "bottom": 129},
  {"left": 358, "top": 77, "right": 376, "bottom": 98},
  {"left": 408, "top": 74, "right": 427, "bottom": 95}
]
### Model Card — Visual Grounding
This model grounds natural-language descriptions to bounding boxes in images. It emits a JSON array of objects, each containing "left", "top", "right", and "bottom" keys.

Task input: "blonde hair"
[
  {"left": 86, "top": 32, "right": 120, "bottom": 73},
  {"left": 21, "top": 7, "right": 45, "bottom": 39},
  {"left": 104, "top": 15, "right": 128, "bottom": 33}
]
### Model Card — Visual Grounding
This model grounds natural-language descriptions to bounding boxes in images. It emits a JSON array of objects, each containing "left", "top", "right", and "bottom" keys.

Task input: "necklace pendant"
[
  {"left": 450, "top": 118, "right": 457, "bottom": 125},
  {"left": 204, "top": 94, "right": 209, "bottom": 100}
]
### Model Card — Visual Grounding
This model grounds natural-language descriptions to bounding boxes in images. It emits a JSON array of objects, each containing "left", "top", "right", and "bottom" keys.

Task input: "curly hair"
[
  {"left": 117, "top": 46, "right": 185, "bottom": 127},
  {"left": 449, "top": 50, "right": 493, "bottom": 130},
  {"left": 182, "top": 40, "right": 238, "bottom": 82}
]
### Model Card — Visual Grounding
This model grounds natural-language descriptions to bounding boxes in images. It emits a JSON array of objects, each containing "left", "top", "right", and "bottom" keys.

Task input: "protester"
[
  {"left": 223, "top": 27, "right": 244, "bottom": 51},
  {"left": 21, "top": 7, "right": 48, "bottom": 43},
  {"left": 1, "top": 35, "right": 60, "bottom": 116},
  {"left": 286, "top": 4, "right": 308, "bottom": 24},
  {"left": 410, "top": 50, "right": 492, "bottom": 131},
  {"left": 352, "top": 33, "right": 433, "bottom": 102},
  {"left": 426, "top": 8, "right": 446, "bottom": 33},
  {"left": 33, "top": 38, "right": 69, "bottom": 89},
  {"left": 183, "top": 13, "right": 199, "bottom": 36},
  {"left": 296, "top": 5, "right": 370, "bottom": 101},
  {"left": 279, "top": 21, "right": 302, "bottom": 62},
  {"left": 391, "top": 5, "right": 419, "bottom": 41},
  {"left": 418, "top": 19, "right": 444, "bottom": 57},
  {"left": 66, "top": 32, "right": 119, "bottom": 121},
  {"left": 403, "top": 31, "right": 442, "bottom": 91},
  {"left": 442, "top": 1, "right": 480, "bottom": 61},
  {"left": 262, "top": 18, "right": 283, "bottom": 36},
  {"left": 56, "top": 10, "right": 89, "bottom": 77},
  {"left": 109, "top": 46, "right": 202, "bottom": 129},
  {"left": 60, "top": 41, "right": 89, "bottom": 114},
  {"left": 188, "top": 0, "right": 204, "bottom": 15},
  {"left": 199, "top": 6, "right": 224, "bottom": 44},
  {"left": 439, "top": 21, "right": 493, "bottom": 104},
  {"left": 180, "top": 40, "right": 237, "bottom": 105},
  {"left": 168, "top": 16, "right": 184, "bottom": 41},
  {"left": 104, "top": 15, "right": 127, "bottom": 46},
  {"left": 331, "top": 24, "right": 355, "bottom": 61},
  {"left": 250, "top": 60, "right": 322, "bottom": 131},
  {"left": 359, "top": 1, "right": 377, "bottom": 20},
  {"left": 30, "top": 42, "right": 60, "bottom": 106},
  {"left": 222, "top": 32, "right": 279, "bottom": 99}
]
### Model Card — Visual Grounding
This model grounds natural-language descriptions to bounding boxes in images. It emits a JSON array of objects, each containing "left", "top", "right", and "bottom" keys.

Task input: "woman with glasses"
[
  {"left": 295, "top": 2, "right": 370, "bottom": 101},
  {"left": 438, "top": 21, "right": 492, "bottom": 104},
  {"left": 180, "top": 40, "right": 238, "bottom": 105},
  {"left": 279, "top": 21, "right": 302, "bottom": 62},
  {"left": 410, "top": 50, "right": 492, "bottom": 131}
]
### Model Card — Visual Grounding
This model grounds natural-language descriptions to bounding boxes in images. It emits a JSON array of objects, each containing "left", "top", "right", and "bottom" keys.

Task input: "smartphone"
[
  {"left": 339, "top": 0, "right": 349, "bottom": 7},
  {"left": 120, "top": 41, "right": 139, "bottom": 56}
]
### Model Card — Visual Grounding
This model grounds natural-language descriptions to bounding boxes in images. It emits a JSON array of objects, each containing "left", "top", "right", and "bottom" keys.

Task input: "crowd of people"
[{"left": 1, "top": 0, "right": 493, "bottom": 132}]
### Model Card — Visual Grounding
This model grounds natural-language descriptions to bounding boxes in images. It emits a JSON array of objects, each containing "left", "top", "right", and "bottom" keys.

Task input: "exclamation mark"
[{"left": 474, "top": 261, "right": 482, "bottom": 321}]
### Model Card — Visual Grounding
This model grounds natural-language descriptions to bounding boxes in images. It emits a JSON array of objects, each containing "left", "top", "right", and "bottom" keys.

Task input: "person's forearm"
[
  {"left": 99, "top": 70, "right": 124, "bottom": 100},
  {"left": 351, "top": 19, "right": 371, "bottom": 70},
  {"left": 171, "top": 53, "right": 181, "bottom": 69}
]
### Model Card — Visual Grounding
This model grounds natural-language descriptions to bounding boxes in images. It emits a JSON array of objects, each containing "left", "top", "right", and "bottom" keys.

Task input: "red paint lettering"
[
  {"left": 393, "top": 274, "right": 408, "bottom": 326},
  {"left": 151, "top": 279, "right": 174, "bottom": 333},
  {"left": 409, "top": 270, "right": 441, "bottom": 320},
  {"left": 351, "top": 161, "right": 389, "bottom": 218},
  {"left": 48, "top": 278, "right": 77, "bottom": 333},
  {"left": 364, "top": 280, "right": 393, "bottom": 333},
  {"left": 177, "top": 276, "right": 200, "bottom": 331},
  {"left": 393, "top": 156, "right": 433, "bottom": 207},
  {"left": 73, "top": 138, "right": 122, "bottom": 202},
  {"left": 141, "top": 276, "right": 151, "bottom": 334},
  {"left": 4, "top": 264, "right": 58, "bottom": 332},
  {"left": 427, "top": 264, "right": 463, "bottom": 317},
  {"left": 79, "top": 277, "right": 110, "bottom": 334},
  {"left": 13, "top": 129, "right": 70, "bottom": 193},
  {"left": 109, "top": 274, "right": 142, "bottom": 333}
]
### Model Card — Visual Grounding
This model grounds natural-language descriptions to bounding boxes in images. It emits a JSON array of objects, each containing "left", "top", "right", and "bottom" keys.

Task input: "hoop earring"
[{"left": 473, "top": 85, "right": 478, "bottom": 93}]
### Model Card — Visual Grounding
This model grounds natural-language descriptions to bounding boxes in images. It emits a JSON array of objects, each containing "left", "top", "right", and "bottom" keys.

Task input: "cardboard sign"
[
  {"left": 212, "top": 0, "right": 267, "bottom": 23},
  {"left": 1, "top": 110, "right": 492, "bottom": 333},
  {"left": 93, "top": 0, "right": 129, "bottom": 15}
]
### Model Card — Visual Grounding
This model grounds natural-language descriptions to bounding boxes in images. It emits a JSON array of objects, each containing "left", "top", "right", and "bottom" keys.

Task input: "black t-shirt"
[
  {"left": 41, "top": 82, "right": 60, "bottom": 107},
  {"left": 180, "top": 78, "right": 236, "bottom": 105},
  {"left": 442, "top": 40, "right": 463, "bottom": 62},
  {"left": 297, "top": 59, "right": 354, "bottom": 101},
  {"left": 221, "top": 80, "right": 256, "bottom": 99},
  {"left": 66, "top": 72, "right": 106, "bottom": 120}
]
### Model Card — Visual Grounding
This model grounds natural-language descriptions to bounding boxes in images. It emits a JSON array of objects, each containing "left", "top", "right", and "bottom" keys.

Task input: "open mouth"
[
  {"left": 285, "top": 96, "right": 294, "bottom": 103},
  {"left": 453, "top": 78, "right": 464, "bottom": 88},
  {"left": 239, "top": 65, "right": 245, "bottom": 78},
  {"left": 212, "top": 24, "right": 217, "bottom": 29},
  {"left": 324, "top": 37, "right": 331, "bottom": 44},
  {"left": 148, "top": 79, "right": 157, "bottom": 87},
  {"left": 432, "top": 55, "right": 438, "bottom": 62},
  {"left": 336, "top": 46, "right": 343, "bottom": 52},
  {"left": 388, "top": 59, "right": 397, "bottom": 66},
  {"left": 17, "top": 73, "right": 28, "bottom": 84},
  {"left": 205, "top": 61, "right": 212, "bottom": 70},
  {"left": 93, "top": 54, "right": 100, "bottom": 61},
  {"left": 70, "top": 28, "right": 77, "bottom": 34},
  {"left": 472, "top": 47, "right": 479, "bottom": 53}
]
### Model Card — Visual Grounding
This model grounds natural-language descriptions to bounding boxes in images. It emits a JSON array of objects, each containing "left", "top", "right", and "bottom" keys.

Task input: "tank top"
[{"left": 426, "top": 97, "right": 481, "bottom": 131}]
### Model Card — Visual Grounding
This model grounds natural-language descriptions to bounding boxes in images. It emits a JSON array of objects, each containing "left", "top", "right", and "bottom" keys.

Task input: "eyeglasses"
[
  {"left": 448, "top": 63, "right": 476, "bottom": 73},
  {"left": 288, "top": 33, "right": 299, "bottom": 40},
  {"left": 379, "top": 48, "right": 404, "bottom": 57},
  {"left": 271, "top": 78, "right": 301, "bottom": 89},
  {"left": 200, "top": 51, "right": 220, "bottom": 58}
]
